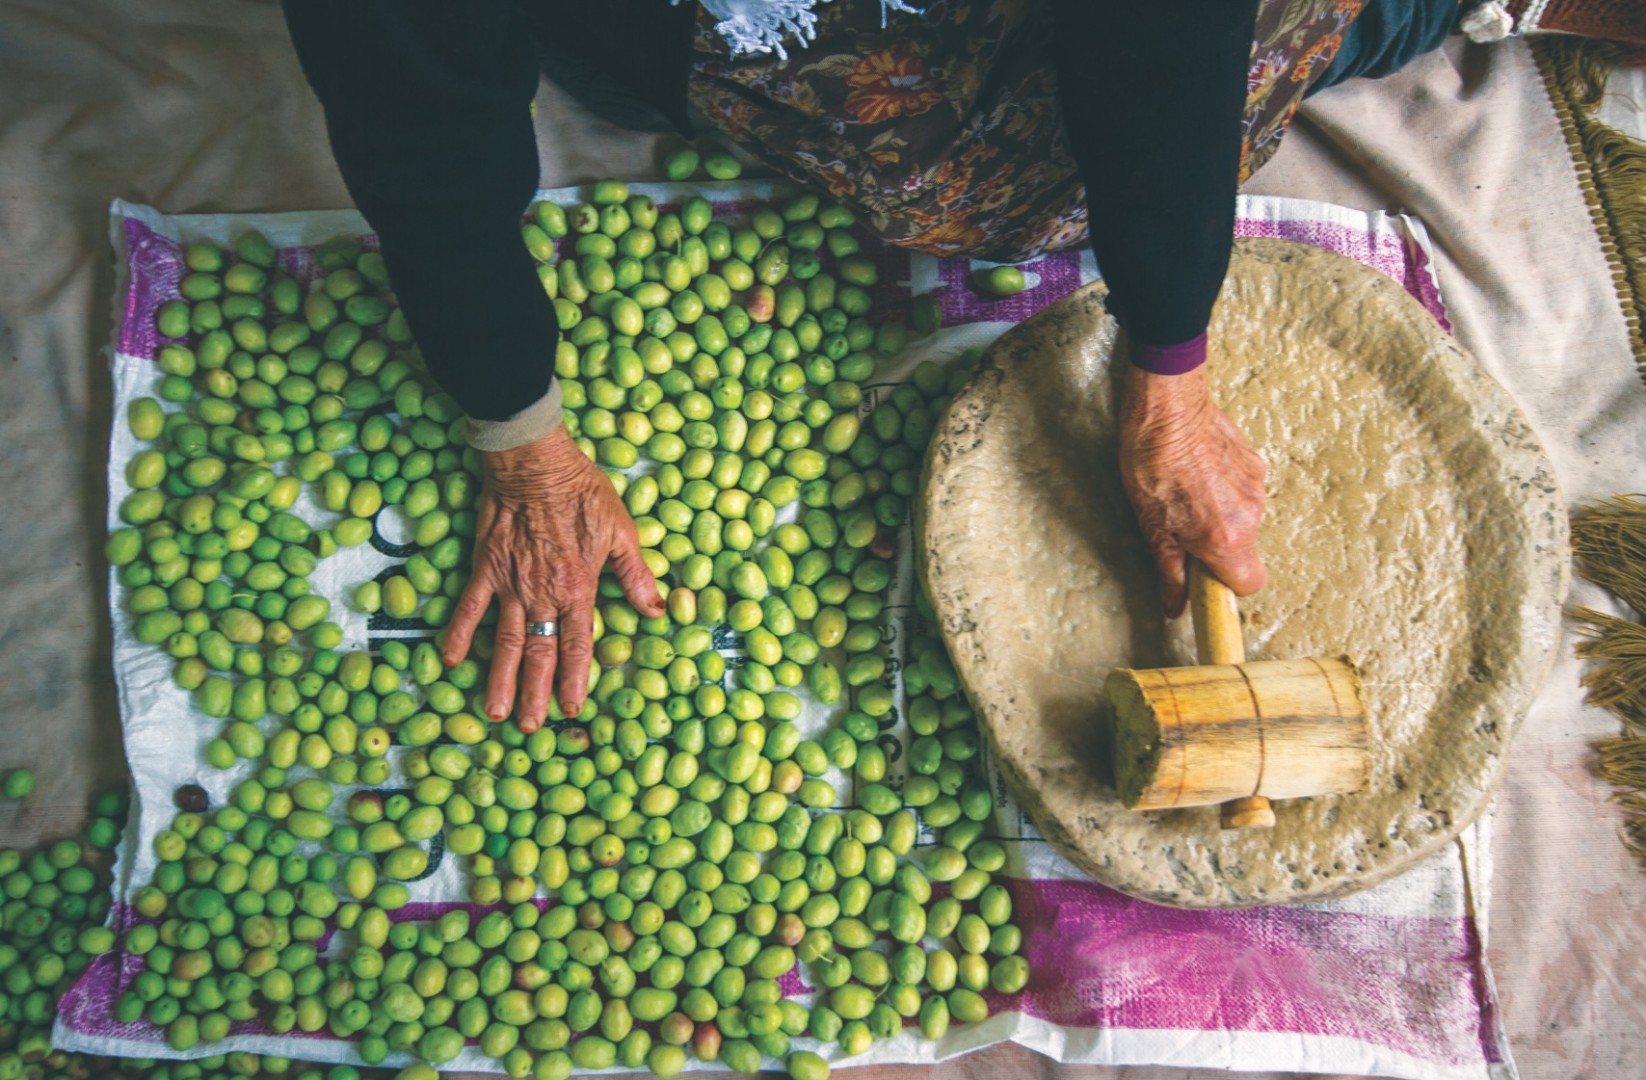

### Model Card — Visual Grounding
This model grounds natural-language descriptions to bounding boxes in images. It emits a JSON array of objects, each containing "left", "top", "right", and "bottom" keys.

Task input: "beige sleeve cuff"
[{"left": 464, "top": 381, "right": 565, "bottom": 452}]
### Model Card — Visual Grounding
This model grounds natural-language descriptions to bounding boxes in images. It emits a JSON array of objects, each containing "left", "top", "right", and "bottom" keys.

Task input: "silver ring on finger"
[{"left": 525, "top": 620, "right": 559, "bottom": 638}]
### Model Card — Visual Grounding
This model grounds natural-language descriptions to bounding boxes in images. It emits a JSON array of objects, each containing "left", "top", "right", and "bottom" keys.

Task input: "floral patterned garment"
[{"left": 689, "top": 0, "right": 1367, "bottom": 262}]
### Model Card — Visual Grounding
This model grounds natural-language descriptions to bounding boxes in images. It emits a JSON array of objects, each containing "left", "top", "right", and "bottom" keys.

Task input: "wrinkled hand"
[
  {"left": 1119, "top": 362, "right": 1268, "bottom": 618},
  {"left": 442, "top": 426, "right": 663, "bottom": 731}
]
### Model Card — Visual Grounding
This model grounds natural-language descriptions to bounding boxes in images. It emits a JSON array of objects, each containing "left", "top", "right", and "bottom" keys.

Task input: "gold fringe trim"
[
  {"left": 1595, "top": 738, "right": 1646, "bottom": 859},
  {"left": 1548, "top": 41, "right": 1646, "bottom": 869},
  {"left": 1570, "top": 496, "right": 1646, "bottom": 869},
  {"left": 1536, "top": 39, "right": 1646, "bottom": 384},
  {"left": 1570, "top": 608, "right": 1646, "bottom": 730},
  {"left": 1571, "top": 494, "right": 1646, "bottom": 613}
]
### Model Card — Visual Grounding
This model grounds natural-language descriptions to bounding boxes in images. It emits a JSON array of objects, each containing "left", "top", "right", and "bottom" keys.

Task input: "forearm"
[
  {"left": 1123, "top": 363, "right": 1212, "bottom": 429},
  {"left": 283, "top": 0, "right": 560, "bottom": 437},
  {"left": 1051, "top": 0, "right": 1258, "bottom": 357},
  {"left": 480, "top": 426, "right": 585, "bottom": 500}
]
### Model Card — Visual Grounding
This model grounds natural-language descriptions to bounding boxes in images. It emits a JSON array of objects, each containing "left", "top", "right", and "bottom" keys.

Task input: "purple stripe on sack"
[
  {"left": 1233, "top": 217, "right": 1451, "bottom": 330},
  {"left": 1402, "top": 232, "right": 1451, "bottom": 331},
  {"left": 60, "top": 890, "right": 810, "bottom": 1054},
  {"left": 921, "top": 217, "right": 1449, "bottom": 337},
  {"left": 1000, "top": 877, "right": 1501, "bottom": 1067},
  {"left": 57, "top": 937, "right": 310, "bottom": 1046},
  {"left": 64, "top": 882, "right": 1497, "bottom": 1069},
  {"left": 388, "top": 899, "right": 522, "bottom": 923},
  {"left": 57, "top": 902, "right": 156, "bottom": 1042},
  {"left": 120, "top": 219, "right": 186, "bottom": 360},
  {"left": 931, "top": 251, "right": 1086, "bottom": 327},
  {"left": 56, "top": 951, "right": 140, "bottom": 1039},
  {"left": 117, "top": 219, "right": 384, "bottom": 363},
  {"left": 278, "top": 232, "right": 379, "bottom": 284}
]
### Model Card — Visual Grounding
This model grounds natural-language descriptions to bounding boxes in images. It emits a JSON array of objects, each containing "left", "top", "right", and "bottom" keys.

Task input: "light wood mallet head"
[{"left": 1105, "top": 561, "right": 1371, "bottom": 829}]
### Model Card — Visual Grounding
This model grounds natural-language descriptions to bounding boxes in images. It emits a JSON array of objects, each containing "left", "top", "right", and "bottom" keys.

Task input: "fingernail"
[{"left": 489, "top": 707, "right": 506, "bottom": 721}]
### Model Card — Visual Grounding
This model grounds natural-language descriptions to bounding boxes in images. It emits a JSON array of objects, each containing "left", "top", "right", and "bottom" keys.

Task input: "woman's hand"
[
  {"left": 441, "top": 426, "right": 664, "bottom": 731},
  {"left": 1119, "top": 362, "right": 1267, "bottom": 618}
]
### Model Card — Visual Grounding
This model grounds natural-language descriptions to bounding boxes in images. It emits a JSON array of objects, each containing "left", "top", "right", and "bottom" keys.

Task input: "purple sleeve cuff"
[{"left": 1129, "top": 331, "right": 1207, "bottom": 376}]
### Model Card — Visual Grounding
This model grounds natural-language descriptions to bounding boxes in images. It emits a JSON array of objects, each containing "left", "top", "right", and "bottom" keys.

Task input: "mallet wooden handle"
[
  {"left": 1187, "top": 561, "right": 1277, "bottom": 829},
  {"left": 1188, "top": 561, "right": 1245, "bottom": 667}
]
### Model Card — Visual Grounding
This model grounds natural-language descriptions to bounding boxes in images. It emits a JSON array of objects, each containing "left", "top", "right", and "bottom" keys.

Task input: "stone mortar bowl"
[{"left": 917, "top": 238, "right": 1568, "bottom": 908}]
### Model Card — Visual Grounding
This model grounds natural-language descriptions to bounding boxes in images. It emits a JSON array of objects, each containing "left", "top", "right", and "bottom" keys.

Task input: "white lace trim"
[
  {"left": 1461, "top": 2, "right": 1515, "bottom": 42},
  {"left": 684, "top": 0, "right": 922, "bottom": 60},
  {"left": 1518, "top": 0, "right": 1553, "bottom": 34}
]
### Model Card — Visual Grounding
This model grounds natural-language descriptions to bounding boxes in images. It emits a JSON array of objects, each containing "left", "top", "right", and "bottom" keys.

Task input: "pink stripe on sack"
[
  {"left": 58, "top": 898, "right": 526, "bottom": 1044},
  {"left": 906, "top": 216, "right": 1448, "bottom": 337},
  {"left": 61, "top": 895, "right": 807, "bottom": 1050},
  {"left": 275, "top": 232, "right": 378, "bottom": 284},
  {"left": 58, "top": 902, "right": 171, "bottom": 1045},
  {"left": 931, "top": 251, "right": 1086, "bottom": 328},
  {"left": 61, "top": 885, "right": 1496, "bottom": 1067},
  {"left": 120, "top": 219, "right": 185, "bottom": 360},
  {"left": 1000, "top": 878, "right": 1500, "bottom": 1067},
  {"left": 117, "top": 218, "right": 382, "bottom": 365}
]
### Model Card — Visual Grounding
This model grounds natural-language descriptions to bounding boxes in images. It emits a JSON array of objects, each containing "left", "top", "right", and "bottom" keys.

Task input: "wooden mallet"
[{"left": 1106, "top": 561, "right": 1371, "bottom": 829}]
